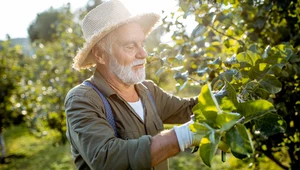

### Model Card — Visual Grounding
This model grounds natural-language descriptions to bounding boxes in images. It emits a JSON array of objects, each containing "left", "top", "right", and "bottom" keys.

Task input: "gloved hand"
[{"left": 173, "top": 119, "right": 204, "bottom": 152}]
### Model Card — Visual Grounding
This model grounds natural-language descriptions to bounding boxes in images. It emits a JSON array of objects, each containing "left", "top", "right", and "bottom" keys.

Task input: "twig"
[
  {"left": 263, "top": 151, "right": 289, "bottom": 170},
  {"left": 188, "top": 75, "right": 203, "bottom": 84},
  {"left": 208, "top": 25, "right": 245, "bottom": 46}
]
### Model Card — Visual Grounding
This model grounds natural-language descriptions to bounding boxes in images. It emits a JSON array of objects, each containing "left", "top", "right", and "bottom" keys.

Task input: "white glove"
[{"left": 173, "top": 119, "right": 200, "bottom": 152}]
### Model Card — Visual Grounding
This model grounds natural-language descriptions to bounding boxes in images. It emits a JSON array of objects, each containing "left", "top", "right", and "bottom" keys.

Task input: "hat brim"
[{"left": 73, "top": 13, "right": 160, "bottom": 70}]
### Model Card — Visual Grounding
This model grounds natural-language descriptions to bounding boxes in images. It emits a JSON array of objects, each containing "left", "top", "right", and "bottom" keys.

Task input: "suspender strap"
[
  {"left": 146, "top": 89, "right": 157, "bottom": 114},
  {"left": 82, "top": 81, "right": 118, "bottom": 137}
]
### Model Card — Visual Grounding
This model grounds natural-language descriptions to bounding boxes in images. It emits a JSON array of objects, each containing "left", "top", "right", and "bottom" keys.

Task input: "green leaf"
[
  {"left": 254, "top": 88, "right": 270, "bottom": 99},
  {"left": 224, "top": 38, "right": 230, "bottom": 48},
  {"left": 218, "top": 140, "right": 230, "bottom": 152},
  {"left": 245, "top": 81, "right": 259, "bottom": 93},
  {"left": 236, "top": 51, "right": 259, "bottom": 66},
  {"left": 289, "top": 54, "right": 300, "bottom": 62},
  {"left": 219, "top": 69, "right": 238, "bottom": 83},
  {"left": 207, "top": 57, "right": 221, "bottom": 67},
  {"left": 197, "top": 84, "right": 221, "bottom": 120},
  {"left": 198, "top": 3, "right": 209, "bottom": 15},
  {"left": 270, "top": 63, "right": 285, "bottom": 75},
  {"left": 253, "top": 112, "right": 286, "bottom": 137},
  {"left": 223, "top": 0, "right": 229, "bottom": 5},
  {"left": 225, "top": 82, "right": 238, "bottom": 106},
  {"left": 224, "top": 55, "right": 238, "bottom": 67},
  {"left": 175, "top": 80, "right": 188, "bottom": 91},
  {"left": 179, "top": 1, "right": 189, "bottom": 12},
  {"left": 170, "top": 66, "right": 184, "bottom": 71},
  {"left": 175, "top": 54, "right": 184, "bottom": 61},
  {"left": 275, "top": 44, "right": 294, "bottom": 60},
  {"left": 196, "top": 67, "right": 210, "bottom": 76},
  {"left": 237, "top": 99, "right": 276, "bottom": 123},
  {"left": 156, "top": 66, "right": 167, "bottom": 76},
  {"left": 192, "top": 104, "right": 207, "bottom": 121},
  {"left": 259, "top": 74, "right": 282, "bottom": 93},
  {"left": 247, "top": 50, "right": 261, "bottom": 66},
  {"left": 236, "top": 52, "right": 251, "bottom": 66},
  {"left": 248, "top": 44, "right": 261, "bottom": 54},
  {"left": 200, "top": 132, "right": 221, "bottom": 167},
  {"left": 219, "top": 97, "right": 236, "bottom": 111},
  {"left": 262, "top": 45, "right": 271, "bottom": 59},
  {"left": 174, "top": 71, "right": 188, "bottom": 86},
  {"left": 202, "top": 13, "right": 215, "bottom": 26},
  {"left": 253, "top": 17, "right": 266, "bottom": 30},
  {"left": 226, "top": 123, "right": 254, "bottom": 159},
  {"left": 216, "top": 111, "right": 241, "bottom": 131},
  {"left": 189, "top": 122, "right": 210, "bottom": 135},
  {"left": 191, "top": 24, "right": 206, "bottom": 38},
  {"left": 248, "top": 64, "right": 269, "bottom": 80}
]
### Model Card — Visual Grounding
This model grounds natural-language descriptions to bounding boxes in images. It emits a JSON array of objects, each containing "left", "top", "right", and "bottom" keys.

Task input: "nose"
[{"left": 137, "top": 46, "right": 148, "bottom": 59}]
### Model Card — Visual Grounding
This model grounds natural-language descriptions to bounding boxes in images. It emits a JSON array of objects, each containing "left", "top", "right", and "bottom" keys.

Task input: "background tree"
[
  {"left": 28, "top": 7, "right": 60, "bottom": 42},
  {"left": 149, "top": 0, "right": 299, "bottom": 169},
  {"left": 27, "top": 0, "right": 104, "bottom": 43},
  {"left": 14, "top": 3, "right": 92, "bottom": 144},
  {"left": 0, "top": 38, "right": 26, "bottom": 163}
]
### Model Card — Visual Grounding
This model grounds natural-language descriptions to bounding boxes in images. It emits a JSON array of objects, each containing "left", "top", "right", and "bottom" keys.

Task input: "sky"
[{"left": 0, "top": 0, "right": 178, "bottom": 40}]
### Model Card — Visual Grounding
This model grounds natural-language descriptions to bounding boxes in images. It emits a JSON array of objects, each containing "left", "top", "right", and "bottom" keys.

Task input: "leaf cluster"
[
  {"left": 151, "top": 0, "right": 300, "bottom": 169},
  {"left": 190, "top": 83, "right": 284, "bottom": 167}
]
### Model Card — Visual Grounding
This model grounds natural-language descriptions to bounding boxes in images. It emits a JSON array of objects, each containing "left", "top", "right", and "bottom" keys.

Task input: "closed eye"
[
  {"left": 127, "top": 45, "right": 134, "bottom": 49},
  {"left": 125, "top": 44, "right": 135, "bottom": 50}
]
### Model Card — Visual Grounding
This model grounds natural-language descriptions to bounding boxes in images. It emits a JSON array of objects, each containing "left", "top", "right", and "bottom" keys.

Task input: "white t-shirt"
[{"left": 128, "top": 99, "right": 144, "bottom": 121}]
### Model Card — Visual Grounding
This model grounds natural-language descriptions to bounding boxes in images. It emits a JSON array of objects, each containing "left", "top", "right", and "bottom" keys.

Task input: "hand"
[{"left": 173, "top": 119, "right": 205, "bottom": 151}]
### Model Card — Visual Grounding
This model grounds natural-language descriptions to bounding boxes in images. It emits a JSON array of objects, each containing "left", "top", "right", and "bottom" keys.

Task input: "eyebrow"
[{"left": 122, "top": 40, "right": 146, "bottom": 46}]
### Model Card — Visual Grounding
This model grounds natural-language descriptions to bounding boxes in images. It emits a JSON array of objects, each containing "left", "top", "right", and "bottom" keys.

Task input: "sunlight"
[
  {"left": 0, "top": 0, "right": 177, "bottom": 40},
  {"left": 121, "top": 0, "right": 177, "bottom": 15}
]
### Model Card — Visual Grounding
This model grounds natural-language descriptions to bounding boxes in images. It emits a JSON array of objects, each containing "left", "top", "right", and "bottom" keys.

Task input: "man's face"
[{"left": 108, "top": 22, "right": 147, "bottom": 85}]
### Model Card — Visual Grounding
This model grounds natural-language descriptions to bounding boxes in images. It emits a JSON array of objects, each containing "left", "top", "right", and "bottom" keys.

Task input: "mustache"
[{"left": 131, "top": 59, "right": 146, "bottom": 66}]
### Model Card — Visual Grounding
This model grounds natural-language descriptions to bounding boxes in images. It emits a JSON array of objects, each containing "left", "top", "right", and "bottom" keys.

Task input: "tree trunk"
[{"left": 0, "top": 132, "right": 5, "bottom": 164}]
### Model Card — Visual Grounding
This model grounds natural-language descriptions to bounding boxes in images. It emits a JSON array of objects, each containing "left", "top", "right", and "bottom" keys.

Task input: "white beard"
[{"left": 109, "top": 55, "right": 146, "bottom": 85}]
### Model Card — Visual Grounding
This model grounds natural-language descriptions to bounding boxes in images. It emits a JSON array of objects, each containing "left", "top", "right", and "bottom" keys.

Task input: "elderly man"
[{"left": 65, "top": 0, "right": 201, "bottom": 169}]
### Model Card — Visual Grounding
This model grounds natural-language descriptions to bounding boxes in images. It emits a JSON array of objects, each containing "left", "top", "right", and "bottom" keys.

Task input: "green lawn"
[
  {"left": 0, "top": 124, "right": 75, "bottom": 170},
  {"left": 0, "top": 124, "right": 284, "bottom": 170}
]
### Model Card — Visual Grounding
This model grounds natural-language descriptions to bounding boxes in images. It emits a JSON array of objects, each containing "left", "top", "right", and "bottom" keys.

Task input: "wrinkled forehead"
[
  {"left": 115, "top": 22, "right": 144, "bottom": 32},
  {"left": 113, "top": 22, "right": 145, "bottom": 42}
]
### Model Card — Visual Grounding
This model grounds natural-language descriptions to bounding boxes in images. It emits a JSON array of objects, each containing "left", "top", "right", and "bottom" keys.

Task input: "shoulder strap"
[
  {"left": 146, "top": 89, "right": 157, "bottom": 114},
  {"left": 82, "top": 81, "right": 118, "bottom": 137},
  {"left": 142, "top": 82, "right": 157, "bottom": 114}
]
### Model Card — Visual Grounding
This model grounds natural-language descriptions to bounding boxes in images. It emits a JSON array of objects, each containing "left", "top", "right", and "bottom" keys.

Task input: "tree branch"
[
  {"left": 263, "top": 151, "right": 289, "bottom": 170},
  {"left": 208, "top": 25, "right": 245, "bottom": 46}
]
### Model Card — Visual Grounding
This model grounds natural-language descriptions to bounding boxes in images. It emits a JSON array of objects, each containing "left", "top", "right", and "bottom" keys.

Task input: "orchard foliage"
[
  {"left": 0, "top": 0, "right": 106, "bottom": 145},
  {"left": 0, "top": 40, "right": 25, "bottom": 130},
  {"left": 151, "top": 0, "right": 299, "bottom": 169},
  {"left": 21, "top": 5, "right": 92, "bottom": 143},
  {"left": 28, "top": 8, "right": 60, "bottom": 42},
  {"left": 1, "top": 4, "right": 92, "bottom": 144}
]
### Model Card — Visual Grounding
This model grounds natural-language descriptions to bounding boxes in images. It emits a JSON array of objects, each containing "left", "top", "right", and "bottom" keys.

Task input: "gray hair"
[{"left": 95, "top": 31, "right": 116, "bottom": 57}]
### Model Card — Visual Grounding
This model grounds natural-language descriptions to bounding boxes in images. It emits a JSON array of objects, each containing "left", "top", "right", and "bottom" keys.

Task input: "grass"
[
  {"left": 0, "top": 124, "right": 285, "bottom": 170},
  {"left": 169, "top": 149, "right": 285, "bottom": 170},
  {"left": 0, "top": 124, "right": 75, "bottom": 170}
]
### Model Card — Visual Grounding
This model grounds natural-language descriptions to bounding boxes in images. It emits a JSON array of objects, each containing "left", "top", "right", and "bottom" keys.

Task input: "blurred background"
[{"left": 0, "top": 0, "right": 299, "bottom": 169}]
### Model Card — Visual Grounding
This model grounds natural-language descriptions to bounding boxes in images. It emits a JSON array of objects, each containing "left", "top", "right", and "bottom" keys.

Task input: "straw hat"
[{"left": 73, "top": 0, "right": 160, "bottom": 70}]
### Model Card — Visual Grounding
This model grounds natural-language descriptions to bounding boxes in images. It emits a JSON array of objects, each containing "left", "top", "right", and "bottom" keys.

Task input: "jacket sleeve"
[
  {"left": 143, "top": 80, "right": 198, "bottom": 124},
  {"left": 65, "top": 89, "right": 152, "bottom": 170}
]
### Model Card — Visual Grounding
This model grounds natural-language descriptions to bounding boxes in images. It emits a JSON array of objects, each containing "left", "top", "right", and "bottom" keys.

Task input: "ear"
[{"left": 92, "top": 46, "right": 106, "bottom": 65}]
